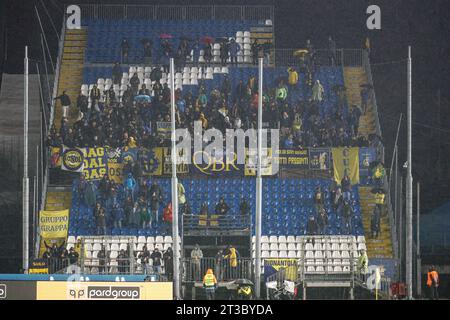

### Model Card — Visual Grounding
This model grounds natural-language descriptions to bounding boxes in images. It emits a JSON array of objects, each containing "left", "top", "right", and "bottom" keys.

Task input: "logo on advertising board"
[
  {"left": 0, "top": 284, "right": 6, "bottom": 299},
  {"left": 68, "top": 285, "right": 141, "bottom": 300}
]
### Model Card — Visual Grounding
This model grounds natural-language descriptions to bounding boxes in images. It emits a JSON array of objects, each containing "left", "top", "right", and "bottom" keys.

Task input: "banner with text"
[
  {"left": 82, "top": 147, "right": 107, "bottom": 180},
  {"left": 332, "top": 147, "right": 360, "bottom": 185},
  {"left": 38, "top": 209, "right": 70, "bottom": 256}
]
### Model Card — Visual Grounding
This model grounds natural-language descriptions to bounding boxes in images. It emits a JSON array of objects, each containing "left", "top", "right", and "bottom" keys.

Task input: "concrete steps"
[
  {"left": 343, "top": 67, "right": 376, "bottom": 137},
  {"left": 359, "top": 187, "right": 393, "bottom": 258},
  {"left": 44, "top": 189, "right": 72, "bottom": 211},
  {"left": 54, "top": 28, "right": 87, "bottom": 130}
]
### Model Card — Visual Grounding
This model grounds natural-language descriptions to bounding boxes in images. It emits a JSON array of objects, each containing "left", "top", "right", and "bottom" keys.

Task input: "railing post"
[
  {"left": 80, "top": 239, "right": 85, "bottom": 274},
  {"left": 129, "top": 238, "right": 134, "bottom": 275}
]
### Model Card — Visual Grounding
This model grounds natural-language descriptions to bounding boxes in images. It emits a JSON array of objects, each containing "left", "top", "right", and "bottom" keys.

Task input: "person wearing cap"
[{"left": 203, "top": 268, "right": 218, "bottom": 300}]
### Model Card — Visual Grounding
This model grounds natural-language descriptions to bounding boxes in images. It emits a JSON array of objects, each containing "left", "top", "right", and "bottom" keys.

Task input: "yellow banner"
[
  {"left": 36, "top": 281, "right": 173, "bottom": 300},
  {"left": 332, "top": 147, "right": 360, "bottom": 185},
  {"left": 108, "top": 162, "right": 124, "bottom": 183},
  {"left": 39, "top": 209, "right": 70, "bottom": 238},
  {"left": 38, "top": 209, "right": 69, "bottom": 256}
]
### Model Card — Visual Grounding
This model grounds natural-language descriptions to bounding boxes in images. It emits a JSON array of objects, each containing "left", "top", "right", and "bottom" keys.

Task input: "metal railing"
[
  {"left": 183, "top": 214, "right": 251, "bottom": 232},
  {"left": 182, "top": 257, "right": 253, "bottom": 282},
  {"left": 275, "top": 48, "right": 364, "bottom": 67},
  {"left": 297, "top": 236, "right": 358, "bottom": 283},
  {"left": 78, "top": 4, "right": 273, "bottom": 21}
]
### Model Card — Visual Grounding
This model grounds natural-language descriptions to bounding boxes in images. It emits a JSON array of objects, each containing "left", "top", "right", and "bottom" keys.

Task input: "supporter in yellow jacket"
[
  {"left": 374, "top": 192, "right": 385, "bottom": 205},
  {"left": 224, "top": 246, "right": 239, "bottom": 268},
  {"left": 203, "top": 269, "right": 218, "bottom": 300},
  {"left": 287, "top": 67, "right": 299, "bottom": 85},
  {"left": 128, "top": 136, "right": 137, "bottom": 148}
]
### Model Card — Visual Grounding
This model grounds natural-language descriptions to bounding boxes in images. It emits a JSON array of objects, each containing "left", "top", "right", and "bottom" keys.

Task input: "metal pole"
[
  {"left": 23, "top": 46, "right": 30, "bottom": 273},
  {"left": 398, "top": 175, "right": 403, "bottom": 283},
  {"left": 254, "top": 57, "right": 263, "bottom": 298},
  {"left": 40, "top": 34, "right": 52, "bottom": 103},
  {"left": 170, "top": 58, "right": 180, "bottom": 300},
  {"left": 406, "top": 46, "right": 413, "bottom": 299},
  {"left": 35, "top": 6, "right": 55, "bottom": 73},
  {"left": 394, "top": 146, "right": 398, "bottom": 226},
  {"left": 388, "top": 114, "right": 403, "bottom": 191},
  {"left": 33, "top": 176, "right": 37, "bottom": 258},
  {"left": 416, "top": 182, "right": 421, "bottom": 297}
]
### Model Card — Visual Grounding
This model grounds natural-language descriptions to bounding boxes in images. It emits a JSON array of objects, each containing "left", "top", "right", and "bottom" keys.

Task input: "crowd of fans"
[{"left": 46, "top": 38, "right": 377, "bottom": 153}]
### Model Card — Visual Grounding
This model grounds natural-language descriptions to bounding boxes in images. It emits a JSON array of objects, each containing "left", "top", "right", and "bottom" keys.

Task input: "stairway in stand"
[
  {"left": 343, "top": 67, "right": 376, "bottom": 137},
  {"left": 44, "top": 186, "right": 72, "bottom": 211},
  {"left": 358, "top": 186, "right": 393, "bottom": 258},
  {"left": 54, "top": 28, "right": 87, "bottom": 130}
]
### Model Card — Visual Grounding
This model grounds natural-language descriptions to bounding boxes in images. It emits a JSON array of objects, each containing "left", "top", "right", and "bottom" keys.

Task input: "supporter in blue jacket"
[{"left": 124, "top": 173, "right": 137, "bottom": 202}]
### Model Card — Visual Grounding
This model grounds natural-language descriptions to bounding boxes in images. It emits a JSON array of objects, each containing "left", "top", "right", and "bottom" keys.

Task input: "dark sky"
[{"left": 1, "top": 0, "right": 450, "bottom": 213}]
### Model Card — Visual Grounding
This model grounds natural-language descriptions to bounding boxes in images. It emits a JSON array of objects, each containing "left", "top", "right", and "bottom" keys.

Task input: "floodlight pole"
[
  {"left": 416, "top": 182, "right": 421, "bottom": 297},
  {"left": 254, "top": 57, "right": 264, "bottom": 298},
  {"left": 406, "top": 46, "right": 413, "bottom": 299},
  {"left": 170, "top": 58, "right": 180, "bottom": 299},
  {"left": 23, "top": 46, "right": 30, "bottom": 273}
]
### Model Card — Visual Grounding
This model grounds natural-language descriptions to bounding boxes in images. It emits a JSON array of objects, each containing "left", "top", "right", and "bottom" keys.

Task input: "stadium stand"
[{"left": 40, "top": 5, "right": 395, "bottom": 299}]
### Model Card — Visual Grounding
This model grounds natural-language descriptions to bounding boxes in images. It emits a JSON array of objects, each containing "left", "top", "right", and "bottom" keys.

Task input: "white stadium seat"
[
  {"left": 138, "top": 236, "right": 146, "bottom": 244},
  {"left": 270, "top": 251, "right": 279, "bottom": 258},
  {"left": 278, "top": 251, "right": 288, "bottom": 258}
]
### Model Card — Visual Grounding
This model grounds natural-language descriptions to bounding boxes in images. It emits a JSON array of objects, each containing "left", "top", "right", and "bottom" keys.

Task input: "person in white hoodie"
[{"left": 311, "top": 79, "right": 325, "bottom": 102}]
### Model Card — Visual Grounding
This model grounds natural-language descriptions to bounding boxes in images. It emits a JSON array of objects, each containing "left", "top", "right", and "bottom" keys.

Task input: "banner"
[
  {"left": 39, "top": 209, "right": 70, "bottom": 239},
  {"left": 156, "top": 122, "right": 171, "bottom": 139},
  {"left": 36, "top": 281, "right": 173, "bottom": 300},
  {"left": 263, "top": 259, "right": 298, "bottom": 281},
  {"left": 106, "top": 147, "right": 124, "bottom": 183},
  {"left": 244, "top": 148, "right": 274, "bottom": 176},
  {"left": 38, "top": 209, "right": 70, "bottom": 256},
  {"left": 309, "top": 148, "right": 331, "bottom": 170},
  {"left": 332, "top": 147, "right": 360, "bottom": 185},
  {"left": 141, "top": 148, "right": 163, "bottom": 176},
  {"left": 359, "top": 147, "right": 377, "bottom": 177},
  {"left": 162, "top": 147, "right": 189, "bottom": 175},
  {"left": 61, "top": 146, "right": 84, "bottom": 172},
  {"left": 120, "top": 147, "right": 138, "bottom": 164},
  {"left": 29, "top": 259, "right": 49, "bottom": 274},
  {"left": 274, "top": 149, "right": 309, "bottom": 168},
  {"left": 82, "top": 147, "right": 107, "bottom": 180},
  {"left": 50, "top": 147, "right": 61, "bottom": 168},
  {"left": 191, "top": 150, "right": 243, "bottom": 177}
]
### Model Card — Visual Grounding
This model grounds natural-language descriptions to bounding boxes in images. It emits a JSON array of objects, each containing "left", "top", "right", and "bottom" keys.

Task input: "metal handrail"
[
  {"left": 77, "top": 4, "right": 273, "bottom": 21},
  {"left": 182, "top": 257, "right": 253, "bottom": 282},
  {"left": 183, "top": 213, "right": 251, "bottom": 232}
]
